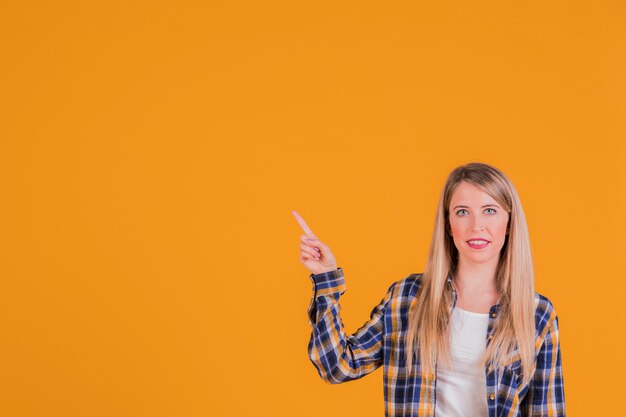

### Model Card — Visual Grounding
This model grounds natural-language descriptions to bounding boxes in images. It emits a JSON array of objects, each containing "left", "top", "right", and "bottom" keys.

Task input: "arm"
[
  {"left": 522, "top": 314, "right": 566, "bottom": 416},
  {"left": 307, "top": 267, "right": 395, "bottom": 384}
]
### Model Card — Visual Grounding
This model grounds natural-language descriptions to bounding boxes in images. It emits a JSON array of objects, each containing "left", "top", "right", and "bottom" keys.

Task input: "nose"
[{"left": 471, "top": 215, "right": 485, "bottom": 231}]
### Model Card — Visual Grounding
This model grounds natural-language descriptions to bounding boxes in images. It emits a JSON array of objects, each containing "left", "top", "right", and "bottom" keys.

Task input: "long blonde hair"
[{"left": 405, "top": 162, "right": 536, "bottom": 387}]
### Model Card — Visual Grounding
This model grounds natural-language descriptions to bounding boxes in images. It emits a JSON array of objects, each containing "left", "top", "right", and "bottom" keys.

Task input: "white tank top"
[{"left": 434, "top": 306, "right": 489, "bottom": 417}]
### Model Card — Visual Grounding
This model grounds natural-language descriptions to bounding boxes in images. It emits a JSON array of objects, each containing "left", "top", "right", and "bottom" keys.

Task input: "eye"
[{"left": 455, "top": 208, "right": 497, "bottom": 216}]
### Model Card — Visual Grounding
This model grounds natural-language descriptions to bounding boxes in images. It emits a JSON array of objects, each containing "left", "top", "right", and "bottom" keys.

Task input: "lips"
[{"left": 467, "top": 239, "right": 490, "bottom": 249}]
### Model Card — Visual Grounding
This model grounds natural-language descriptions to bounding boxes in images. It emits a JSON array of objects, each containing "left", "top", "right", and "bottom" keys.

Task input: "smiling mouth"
[{"left": 466, "top": 240, "right": 490, "bottom": 249}]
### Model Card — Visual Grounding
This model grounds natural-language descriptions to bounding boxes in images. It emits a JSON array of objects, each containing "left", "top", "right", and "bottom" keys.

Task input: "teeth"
[{"left": 468, "top": 240, "right": 488, "bottom": 244}]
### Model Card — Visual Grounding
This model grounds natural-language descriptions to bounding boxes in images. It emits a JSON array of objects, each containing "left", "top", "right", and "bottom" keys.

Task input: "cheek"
[
  {"left": 498, "top": 218, "right": 509, "bottom": 234},
  {"left": 493, "top": 222, "right": 509, "bottom": 243},
  {"left": 448, "top": 222, "right": 459, "bottom": 238},
  {"left": 448, "top": 218, "right": 460, "bottom": 233},
  {"left": 449, "top": 222, "right": 464, "bottom": 243}
]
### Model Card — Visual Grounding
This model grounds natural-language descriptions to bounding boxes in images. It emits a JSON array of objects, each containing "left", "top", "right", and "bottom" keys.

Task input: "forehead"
[{"left": 449, "top": 182, "right": 498, "bottom": 206}]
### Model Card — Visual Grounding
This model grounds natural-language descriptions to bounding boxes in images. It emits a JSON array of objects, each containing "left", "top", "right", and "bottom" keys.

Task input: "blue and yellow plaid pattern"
[{"left": 307, "top": 267, "right": 565, "bottom": 417}]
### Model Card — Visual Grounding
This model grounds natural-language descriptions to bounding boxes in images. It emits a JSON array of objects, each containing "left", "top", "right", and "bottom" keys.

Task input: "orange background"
[{"left": 1, "top": 1, "right": 625, "bottom": 416}]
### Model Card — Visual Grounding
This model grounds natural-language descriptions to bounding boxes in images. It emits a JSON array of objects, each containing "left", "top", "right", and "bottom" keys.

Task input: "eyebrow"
[{"left": 453, "top": 204, "right": 500, "bottom": 210}]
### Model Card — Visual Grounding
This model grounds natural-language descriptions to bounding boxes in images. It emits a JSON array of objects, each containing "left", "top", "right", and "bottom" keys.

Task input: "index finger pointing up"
[{"left": 292, "top": 210, "right": 317, "bottom": 238}]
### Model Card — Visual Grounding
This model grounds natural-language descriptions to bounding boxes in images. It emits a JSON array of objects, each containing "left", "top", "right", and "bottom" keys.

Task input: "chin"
[{"left": 461, "top": 253, "right": 495, "bottom": 264}]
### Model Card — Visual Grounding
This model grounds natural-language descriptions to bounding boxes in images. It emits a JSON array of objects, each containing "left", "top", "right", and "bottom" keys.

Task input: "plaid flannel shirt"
[{"left": 307, "top": 267, "right": 565, "bottom": 417}]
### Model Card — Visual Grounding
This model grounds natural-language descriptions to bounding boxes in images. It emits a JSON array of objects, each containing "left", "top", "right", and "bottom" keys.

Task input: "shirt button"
[
  {"left": 489, "top": 393, "right": 495, "bottom": 401},
  {"left": 491, "top": 312, "right": 497, "bottom": 318}
]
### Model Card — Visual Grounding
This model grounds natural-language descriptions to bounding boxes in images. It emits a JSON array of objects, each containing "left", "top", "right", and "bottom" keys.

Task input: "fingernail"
[{"left": 306, "top": 239, "right": 314, "bottom": 243}]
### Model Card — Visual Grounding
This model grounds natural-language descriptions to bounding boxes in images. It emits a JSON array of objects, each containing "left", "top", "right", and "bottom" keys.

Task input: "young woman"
[{"left": 293, "top": 162, "right": 565, "bottom": 417}]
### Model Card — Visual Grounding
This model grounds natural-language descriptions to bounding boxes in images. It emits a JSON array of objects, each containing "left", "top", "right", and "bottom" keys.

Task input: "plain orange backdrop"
[{"left": 1, "top": 1, "right": 625, "bottom": 416}]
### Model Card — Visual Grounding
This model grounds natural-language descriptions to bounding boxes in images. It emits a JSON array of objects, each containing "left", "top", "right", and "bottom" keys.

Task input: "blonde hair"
[{"left": 405, "top": 162, "right": 536, "bottom": 387}]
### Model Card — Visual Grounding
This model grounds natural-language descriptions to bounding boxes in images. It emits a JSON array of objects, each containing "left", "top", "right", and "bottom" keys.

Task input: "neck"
[{"left": 453, "top": 257, "right": 499, "bottom": 294}]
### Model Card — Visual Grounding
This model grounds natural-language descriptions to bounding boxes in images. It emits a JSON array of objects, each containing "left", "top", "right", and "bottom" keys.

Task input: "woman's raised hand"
[{"left": 292, "top": 210, "right": 338, "bottom": 275}]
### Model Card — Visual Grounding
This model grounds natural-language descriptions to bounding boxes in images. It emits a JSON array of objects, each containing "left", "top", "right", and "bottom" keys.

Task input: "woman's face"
[{"left": 448, "top": 181, "right": 510, "bottom": 266}]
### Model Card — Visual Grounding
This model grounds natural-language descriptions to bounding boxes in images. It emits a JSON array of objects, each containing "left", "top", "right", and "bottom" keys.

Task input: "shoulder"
[
  {"left": 385, "top": 272, "right": 424, "bottom": 300},
  {"left": 533, "top": 291, "right": 560, "bottom": 337}
]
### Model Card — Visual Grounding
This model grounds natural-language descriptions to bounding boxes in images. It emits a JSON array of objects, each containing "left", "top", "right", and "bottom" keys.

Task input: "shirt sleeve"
[
  {"left": 306, "top": 267, "right": 396, "bottom": 384},
  {"left": 522, "top": 313, "right": 566, "bottom": 416}
]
